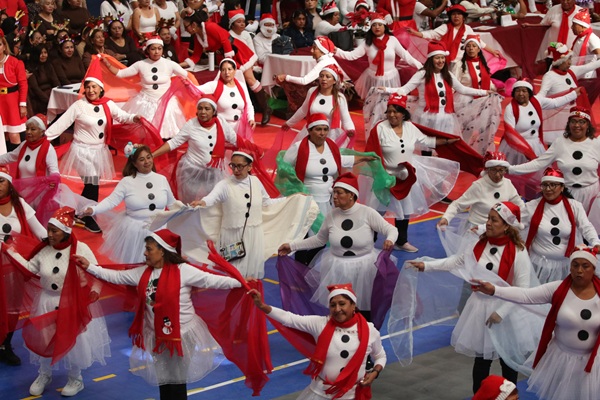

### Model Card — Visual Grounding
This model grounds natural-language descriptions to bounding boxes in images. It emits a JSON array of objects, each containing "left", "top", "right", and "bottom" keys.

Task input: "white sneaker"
[
  {"left": 61, "top": 377, "right": 84, "bottom": 397},
  {"left": 395, "top": 242, "right": 419, "bottom": 253},
  {"left": 30, "top": 374, "right": 52, "bottom": 396}
]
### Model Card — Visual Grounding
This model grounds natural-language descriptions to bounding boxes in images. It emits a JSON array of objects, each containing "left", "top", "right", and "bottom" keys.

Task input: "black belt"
[
  {"left": 0, "top": 86, "right": 18, "bottom": 94},
  {"left": 395, "top": 16, "right": 413, "bottom": 21}
]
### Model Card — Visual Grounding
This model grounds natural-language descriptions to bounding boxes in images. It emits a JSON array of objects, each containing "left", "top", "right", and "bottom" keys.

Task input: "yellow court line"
[
  {"left": 263, "top": 278, "right": 279, "bottom": 285},
  {"left": 268, "top": 329, "right": 279, "bottom": 335},
  {"left": 93, "top": 374, "right": 116, "bottom": 382},
  {"left": 409, "top": 214, "right": 443, "bottom": 224},
  {"left": 21, "top": 396, "right": 41, "bottom": 400}
]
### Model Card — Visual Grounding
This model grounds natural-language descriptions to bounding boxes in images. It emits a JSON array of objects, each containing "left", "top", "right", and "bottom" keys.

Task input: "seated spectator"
[
  {"left": 61, "top": 0, "right": 91, "bottom": 37},
  {"left": 305, "top": 0, "right": 322, "bottom": 32},
  {"left": 82, "top": 27, "right": 118, "bottom": 69},
  {"left": 35, "top": 0, "right": 66, "bottom": 45},
  {"left": 27, "top": 44, "right": 60, "bottom": 115},
  {"left": 51, "top": 37, "right": 86, "bottom": 85},
  {"left": 414, "top": 0, "right": 448, "bottom": 31},
  {"left": 282, "top": 9, "right": 314, "bottom": 49},
  {"left": 158, "top": 24, "right": 179, "bottom": 63},
  {"left": 228, "top": 9, "right": 256, "bottom": 53},
  {"left": 315, "top": 1, "right": 344, "bottom": 36},
  {"left": 104, "top": 18, "right": 144, "bottom": 65},
  {"left": 340, "top": 0, "right": 374, "bottom": 24}
]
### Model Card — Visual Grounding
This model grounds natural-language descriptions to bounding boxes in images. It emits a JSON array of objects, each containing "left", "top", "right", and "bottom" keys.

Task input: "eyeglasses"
[
  {"left": 541, "top": 182, "right": 562, "bottom": 190},
  {"left": 487, "top": 168, "right": 507, "bottom": 175},
  {"left": 228, "top": 163, "right": 248, "bottom": 170},
  {"left": 569, "top": 118, "right": 588, "bottom": 126}
]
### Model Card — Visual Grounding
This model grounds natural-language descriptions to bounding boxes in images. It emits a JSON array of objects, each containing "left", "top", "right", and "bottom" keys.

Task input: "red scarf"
[
  {"left": 307, "top": 88, "right": 341, "bottom": 130},
  {"left": 526, "top": 195, "right": 576, "bottom": 257},
  {"left": 442, "top": 23, "right": 466, "bottom": 62},
  {"left": 558, "top": 7, "right": 577, "bottom": 45},
  {"left": 372, "top": 35, "right": 390, "bottom": 76},
  {"left": 511, "top": 96, "right": 545, "bottom": 146},
  {"left": 89, "top": 97, "right": 113, "bottom": 145},
  {"left": 129, "top": 263, "right": 183, "bottom": 357},
  {"left": 573, "top": 28, "right": 593, "bottom": 60},
  {"left": 0, "top": 196, "right": 33, "bottom": 238},
  {"left": 424, "top": 75, "right": 454, "bottom": 113},
  {"left": 473, "top": 235, "right": 515, "bottom": 284},
  {"left": 304, "top": 313, "right": 370, "bottom": 399},
  {"left": 16, "top": 138, "right": 51, "bottom": 178},
  {"left": 295, "top": 136, "right": 342, "bottom": 182},
  {"left": 366, "top": 121, "right": 416, "bottom": 200},
  {"left": 213, "top": 78, "right": 248, "bottom": 121},
  {"left": 534, "top": 275, "right": 600, "bottom": 372},
  {"left": 466, "top": 56, "right": 491, "bottom": 92},
  {"left": 199, "top": 117, "right": 226, "bottom": 167}
]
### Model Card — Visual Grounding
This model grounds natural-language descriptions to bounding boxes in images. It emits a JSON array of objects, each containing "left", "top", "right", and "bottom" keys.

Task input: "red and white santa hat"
[
  {"left": 388, "top": 93, "right": 407, "bottom": 109},
  {"left": 150, "top": 229, "right": 182, "bottom": 254},
  {"left": 314, "top": 36, "right": 335, "bottom": 55},
  {"left": 464, "top": 34, "right": 482, "bottom": 49},
  {"left": 472, "top": 375, "right": 517, "bottom": 400},
  {"left": 327, "top": 283, "right": 357, "bottom": 303},
  {"left": 492, "top": 202, "right": 524, "bottom": 230},
  {"left": 27, "top": 113, "right": 48, "bottom": 131},
  {"left": 569, "top": 246, "right": 598, "bottom": 268},
  {"left": 354, "top": 0, "right": 371, "bottom": 11},
  {"left": 573, "top": 9, "right": 591, "bottom": 29},
  {"left": 512, "top": 78, "right": 533, "bottom": 92},
  {"left": 219, "top": 57, "right": 239, "bottom": 69},
  {"left": 307, "top": 112, "right": 330, "bottom": 129},
  {"left": 144, "top": 35, "right": 164, "bottom": 50},
  {"left": 569, "top": 106, "right": 591, "bottom": 122},
  {"left": 231, "top": 150, "right": 254, "bottom": 162},
  {"left": 447, "top": 4, "right": 468, "bottom": 16},
  {"left": 49, "top": 206, "right": 76, "bottom": 234},
  {"left": 84, "top": 59, "right": 104, "bottom": 89},
  {"left": 546, "top": 42, "right": 572, "bottom": 66},
  {"left": 333, "top": 172, "right": 359, "bottom": 197},
  {"left": 228, "top": 9, "right": 245, "bottom": 27},
  {"left": 321, "top": 0, "right": 340, "bottom": 16},
  {"left": 259, "top": 13, "right": 276, "bottom": 27},
  {"left": 483, "top": 151, "right": 509, "bottom": 169},
  {"left": 427, "top": 40, "right": 449, "bottom": 58},
  {"left": 0, "top": 166, "right": 12, "bottom": 183},
  {"left": 322, "top": 63, "right": 342, "bottom": 81},
  {"left": 541, "top": 167, "right": 565, "bottom": 184},
  {"left": 197, "top": 94, "right": 218, "bottom": 110},
  {"left": 370, "top": 11, "right": 388, "bottom": 25}
]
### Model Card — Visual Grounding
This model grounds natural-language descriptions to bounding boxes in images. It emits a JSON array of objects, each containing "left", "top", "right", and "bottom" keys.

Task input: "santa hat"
[
  {"left": 541, "top": 167, "right": 565, "bottom": 184},
  {"left": 354, "top": 0, "right": 370, "bottom": 11},
  {"left": 314, "top": 36, "right": 335, "bottom": 55},
  {"left": 464, "top": 34, "right": 482, "bottom": 49},
  {"left": 150, "top": 229, "right": 182, "bottom": 254},
  {"left": 327, "top": 283, "right": 357, "bottom": 304},
  {"left": 369, "top": 11, "right": 387, "bottom": 25},
  {"left": 447, "top": 4, "right": 468, "bottom": 16},
  {"left": 321, "top": 1, "right": 340, "bottom": 16},
  {"left": 307, "top": 113, "right": 329, "bottom": 129},
  {"left": 84, "top": 59, "right": 104, "bottom": 89},
  {"left": 333, "top": 172, "right": 359, "bottom": 197},
  {"left": 27, "top": 114, "right": 48, "bottom": 131},
  {"left": 573, "top": 9, "right": 591, "bottom": 29},
  {"left": 472, "top": 375, "right": 517, "bottom": 400},
  {"left": 231, "top": 150, "right": 254, "bottom": 162},
  {"left": 427, "top": 40, "right": 449, "bottom": 58},
  {"left": 483, "top": 151, "right": 509, "bottom": 169},
  {"left": 48, "top": 206, "right": 76, "bottom": 234},
  {"left": 512, "top": 79, "right": 533, "bottom": 92},
  {"left": 0, "top": 166, "right": 12, "bottom": 183},
  {"left": 569, "top": 106, "right": 591, "bottom": 122},
  {"left": 197, "top": 94, "right": 218, "bottom": 110},
  {"left": 228, "top": 9, "right": 245, "bottom": 27},
  {"left": 259, "top": 13, "right": 276, "bottom": 27},
  {"left": 322, "top": 64, "right": 342, "bottom": 81},
  {"left": 569, "top": 246, "right": 598, "bottom": 268},
  {"left": 492, "top": 202, "right": 524, "bottom": 230},
  {"left": 219, "top": 57, "right": 238, "bottom": 69},
  {"left": 546, "top": 42, "right": 572, "bottom": 66},
  {"left": 388, "top": 93, "right": 407, "bottom": 109},
  {"left": 143, "top": 35, "right": 164, "bottom": 50}
]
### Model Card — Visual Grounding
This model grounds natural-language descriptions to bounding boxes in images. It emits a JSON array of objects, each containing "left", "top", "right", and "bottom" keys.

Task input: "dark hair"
[
  {"left": 184, "top": 9, "right": 209, "bottom": 25},
  {"left": 63, "top": 0, "right": 81, "bottom": 10},
  {"left": 564, "top": 118, "right": 596, "bottom": 140},
  {"left": 83, "top": 80, "right": 105, "bottom": 98},
  {"left": 220, "top": 59, "right": 237, "bottom": 70},
  {"left": 424, "top": 56, "right": 453, "bottom": 88},
  {"left": 511, "top": 86, "right": 533, "bottom": 99},
  {"left": 334, "top": 186, "right": 358, "bottom": 202},
  {"left": 387, "top": 104, "right": 411, "bottom": 121},
  {"left": 107, "top": 19, "right": 126, "bottom": 37},
  {"left": 460, "top": 48, "right": 490, "bottom": 75},
  {"left": 365, "top": 24, "right": 391, "bottom": 46},
  {"left": 323, "top": 11, "right": 338, "bottom": 22},
  {"left": 318, "top": 70, "right": 340, "bottom": 115},
  {"left": 26, "top": 44, "right": 49, "bottom": 71},
  {"left": 292, "top": 9, "right": 308, "bottom": 20},
  {"left": 232, "top": 152, "right": 253, "bottom": 164},
  {"left": 123, "top": 145, "right": 155, "bottom": 177},
  {"left": 85, "top": 28, "right": 106, "bottom": 54},
  {"left": 479, "top": 222, "right": 525, "bottom": 251},
  {"left": 145, "top": 236, "right": 186, "bottom": 264},
  {"left": 41, "top": 232, "right": 71, "bottom": 248},
  {"left": 104, "top": 0, "right": 131, "bottom": 12},
  {"left": 3, "top": 180, "right": 25, "bottom": 222}
]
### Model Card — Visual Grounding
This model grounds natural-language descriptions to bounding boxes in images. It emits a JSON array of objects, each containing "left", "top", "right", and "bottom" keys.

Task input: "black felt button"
[
  {"left": 146, "top": 182, "right": 153, "bottom": 189},
  {"left": 94, "top": 106, "right": 100, "bottom": 112},
  {"left": 148, "top": 193, "right": 155, "bottom": 200},
  {"left": 153, "top": 84, "right": 159, "bottom": 90},
  {"left": 340, "top": 236, "right": 353, "bottom": 248},
  {"left": 55, "top": 253, "right": 62, "bottom": 259},
  {"left": 486, "top": 262, "right": 493, "bottom": 270},
  {"left": 319, "top": 99, "right": 326, "bottom": 105},
  {"left": 149, "top": 204, "right": 156, "bottom": 211},
  {"left": 341, "top": 219, "right": 353, "bottom": 231},
  {"left": 578, "top": 330, "right": 590, "bottom": 341},
  {"left": 2, "top": 224, "right": 11, "bottom": 233},
  {"left": 99, "top": 132, "right": 104, "bottom": 139},
  {"left": 573, "top": 151, "right": 583, "bottom": 160},
  {"left": 52, "top": 267, "right": 59, "bottom": 274},
  {"left": 98, "top": 119, "right": 104, "bottom": 126},
  {"left": 24, "top": 155, "right": 30, "bottom": 162},
  {"left": 51, "top": 283, "right": 59, "bottom": 290},
  {"left": 151, "top": 67, "right": 158, "bottom": 73},
  {"left": 581, "top": 309, "right": 592, "bottom": 320}
]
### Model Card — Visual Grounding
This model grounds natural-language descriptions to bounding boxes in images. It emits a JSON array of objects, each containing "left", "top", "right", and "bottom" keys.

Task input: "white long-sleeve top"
[
  {"left": 253, "top": 33, "right": 279, "bottom": 65},
  {"left": 494, "top": 281, "right": 600, "bottom": 354},
  {"left": 0, "top": 198, "right": 49, "bottom": 242},
  {"left": 290, "top": 203, "right": 398, "bottom": 256},
  {"left": 285, "top": 54, "right": 344, "bottom": 85},
  {"left": 315, "top": 21, "right": 344, "bottom": 36},
  {"left": 90, "top": 171, "right": 176, "bottom": 220},
  {"left": 167, "top": 115, "right": 237, "bottom": 167},
  {"left": 571, "top": 33, "right": 600, "bottom": 78},
  {"left": 45, "top": 98, "right": 135, "bottom": 144},
  {"left": 268, "top": 306, "right": 386, "bottom": 399},
  {"left": 540, "top": 5, "right": 583, "bottom": 49},
  {"left": 538, "top": 60, "right": 600, "bottom": 97},
  {"left": 503, "top": 92, "right": 578, "bottom": 138},
  {"left": 374, "top": 120, "right": 435, "bottom": 171},
  {"left": 87, "top": 263, "right": 241, "bottom": 329},
  {"left": 196, "top": 79, "right": 255, "bottom": 126},
  {"left": 443, "top": 174, "right": 524, "bottom": 225},
  {"left": 116, "top": 58, "right": 188, "bottom": 99},
  {"left": 509, "top": 136, "right": 600, "bottom": 188},
  {"left": 420, "top": 23, "right": 483, "bottom": 62},
  {"left": 201, "top": 175, "right": 282, "bottom": 209},
  {"left": 286, "top": 87, "right": 355, "bottom": 131},
  {"left": 0, "top": 141, "right": 59, "bottom": 177},
  {"left": 522, "top": 197, "right": 600, "bottom": 260},
  {"left": 336, "top": 35, "right": 423, "bottom": 72},
  {"left": 450, "top": 60, "right": 497, "bottom": 104}
]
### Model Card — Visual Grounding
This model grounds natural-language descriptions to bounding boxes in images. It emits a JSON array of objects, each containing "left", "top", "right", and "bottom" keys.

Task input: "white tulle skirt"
[
  {"left": 176, "top": 156, "right": 227, "bottom": 204},
  {"left": 122, "top": 90, "right": 186, "bottom": 139},
  {"left": 455, "top": 94, "right": 502, "bottom": 156},
  {"left": 99, "top": 212, "right": 151, "bottom": 264},
  {"left": 413, "top": 110, "right": 462, "bottom": 137},
  {"left": 498, "top": 136, "right": 546, "bottom": 166},
  {"left": 60, "top": 142, "right": 115, "bottom": 183},
  {"left": 528, "top": 340, "right": 600, "bottom": 400},
  {"left": 530, "top": 250, "right": 570, "bottom": 284},
  {"left": 355, "top": 68, "right": 400, "bottom": 100},
  {"left": 305, "top": 249, "right": 392, "bottom": 311},
  {"left": 219, "top": 223, "right": 265, "bottom": 279},
  {"left": 130, "top": 315, "right": 223, "bottom": 385},
  {"left": 28, "top": 297, "right": 111, "bottom": 371},
  {"left": 570, "top": 181, "right": 599, "bottom": 214}
]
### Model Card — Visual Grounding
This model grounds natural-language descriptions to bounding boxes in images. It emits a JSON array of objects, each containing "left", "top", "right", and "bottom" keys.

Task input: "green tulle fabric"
[{"left": 275, "top": 149, "right": 395, "bottom": 232}]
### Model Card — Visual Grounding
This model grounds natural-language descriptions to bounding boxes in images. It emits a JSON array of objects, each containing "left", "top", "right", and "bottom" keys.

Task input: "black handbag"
[
  {"left": 272, "top": 35, "right": 294, "bottom": 55},
  {"left": 328, "top": 30, "right": 354, "bottom": 51}
]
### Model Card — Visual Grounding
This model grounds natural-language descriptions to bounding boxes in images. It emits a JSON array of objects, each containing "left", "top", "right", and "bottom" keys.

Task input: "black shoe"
[
  {"left": 0, "top": 346, "right": 21, "bottom": 366},
  {"left": 440, "top": 196, "right": 453, "bottom": 204},
  {"left": 82, "top": 216, "right": 102, "bottom": 233},
  {"left": 261, "top": 108, "right": 272, "bottom": 126}
]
